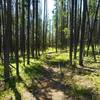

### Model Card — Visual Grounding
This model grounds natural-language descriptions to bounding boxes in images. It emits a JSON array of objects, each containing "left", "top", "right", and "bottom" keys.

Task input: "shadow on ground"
[
  {"left": 22, "top": 61, "right": 99, "bottom": 100},
  {"left": 1, "top": 53, "right": 100, "bottom": 100},
  {"left": 8, "top": 77, "right": 21, "bottom": 100}
]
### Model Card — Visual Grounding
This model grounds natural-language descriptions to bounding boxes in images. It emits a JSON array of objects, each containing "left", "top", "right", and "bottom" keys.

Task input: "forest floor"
[{"left": 0, "top": 50, "right": 100, "bottom": 100}]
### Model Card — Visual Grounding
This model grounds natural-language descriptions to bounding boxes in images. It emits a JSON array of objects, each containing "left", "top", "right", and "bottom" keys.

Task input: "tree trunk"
[
  {"left": 15, "top": 0, "right": 19, "bottom": 77},
  {"left": 27, "top": 0, "right": 30, "bottom": 64},
  {"left": 70, "top": 0, "right": 74, "bottom": 65},
  {"left": 79, "top": 0, "right": 87, "bottom": 66}
]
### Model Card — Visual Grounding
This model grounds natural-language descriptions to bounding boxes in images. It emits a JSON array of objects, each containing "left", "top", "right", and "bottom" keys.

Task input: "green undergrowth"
[
  {"left": 0, "top": 49, "right": 100, "bottom": 99},
  {"left": 0, "top": 57, "right": 44, "bottom": 99},
  {"left": 41, "top": 50, "right": 100, "bottom": 98}
]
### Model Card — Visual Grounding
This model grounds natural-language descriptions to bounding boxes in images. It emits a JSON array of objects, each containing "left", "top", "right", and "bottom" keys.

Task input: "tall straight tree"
[
  {"left": 27, "top": 0, "right": 30, "bottom": 64},
  {"left": 79, "top": 0, "right": 87, "bottom": 65},
  {"left": 15, "top": 0, "right": 19, "bottom": 76},
  {"left": 3, "top": 0, "right": 11, "bottom": 80},
  {"left": 60, "top": 0, "right": 64, "bottom": 49},
  {"left": 45, "top": 0, "right": 48, "bottom": 51},
  {"left": 74, "top": 0, "right": 77, "bottom": 59},
  {"left": 55, "top": 0, "right": 58, "bottom": 53},
  {"left": 21, "top": 0, "right": 25, "bottom": 65},
  {"left": 0, "top": 8, "right": 1, "bottom": 57},
  {"left": 70, "top": 0, "right": 74, "bottom": 65},
  {"left": 9, "top": 0, "right": 13, "bottom": 58},
  {"left": 35, "top": 0, "right": 38, "bottom": 58},
  {"left": 76, "top": 0, "right": 82, "bottom": 56},
  {"left": 31, "top": 0, "right": 35, "bottom": 58},
  {"left": 42, "top": 0, "right": 47, "bottom": 52}
]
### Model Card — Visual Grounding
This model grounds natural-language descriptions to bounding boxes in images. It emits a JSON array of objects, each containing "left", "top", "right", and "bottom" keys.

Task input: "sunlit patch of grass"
[
  {"left": 46, "top": 52, "right": 68, "bottom": 61},
  {"left": 46, "top": 47, "right": 57, "bottom": 53},
  {"left": 54, "top": 53, "right": 68, "bottom": 61},
  {"left": 88, "top": 74, "right": 100, "bottom": 94},
  {"left": 72, "top": 83, "right": 93, "bottom": 97},
  {"left": 0, "top": 64, "right": 3, "bottom": 80},
  {"left": 0, "top": 89, "right": 14, "bottom": 100}
]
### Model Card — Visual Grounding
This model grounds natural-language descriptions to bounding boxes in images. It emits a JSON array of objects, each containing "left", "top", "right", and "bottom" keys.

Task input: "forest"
[{"left": 0, "top": 0, "right": 100, "bottom": 100}]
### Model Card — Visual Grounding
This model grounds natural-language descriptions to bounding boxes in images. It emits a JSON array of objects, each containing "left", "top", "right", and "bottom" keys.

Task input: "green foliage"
[
  {"left": 88, "top": 0, "right": 97, "bottom": 16},
  {"left": 0, "top": 49, "right": 100, "bottom": 99},
  {"left": 63, "top": 27, "right": 70, "bottom": 39}
]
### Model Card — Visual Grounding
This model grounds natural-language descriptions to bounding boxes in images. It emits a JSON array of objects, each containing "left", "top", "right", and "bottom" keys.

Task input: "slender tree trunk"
[
  {"left": 42, "top": 0, "right": 46, "bottom": 52},
  {"left": 21, "top": 0, "right": 25, "bottom": 65},
  {"left": 31, "top": 0, "right": 35, "bottom": 58},
  {"left": 36, "top": 0, "right": 38, "bottom": 58},
  {"left": 15, "top": 0, "right": 19, "bottom": 77},
  {"left": 79, "top": 0, "right": 87, "bottom": 65},
  {"left": 74, "top": 0, "right": 77, "bottom": 59},
  {"left": 9, "top": 0, "right": 13, "bottom": 58},
  {"left": 55, "top": 1, "right": 58, "bottom": 53},
  {"left": 0, "top": 11, "right": 1, "bottom": 57},
  {"left": 3, "top": 0, "right": 11, "bottom": 80},
  {"left": 27, "top": 0, "right": 30, "bottom": 64},
  {"left": 70, "top": 0, "right": 74, "bottom": 65}
]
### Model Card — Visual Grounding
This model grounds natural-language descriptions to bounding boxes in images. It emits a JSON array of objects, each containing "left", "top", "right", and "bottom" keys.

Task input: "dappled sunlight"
[
  {"left": 0, "top": 0, "right": 100, "bottom": 99},
  {"left": 0, "top": 51, "right": 100, "bottom": 99}
]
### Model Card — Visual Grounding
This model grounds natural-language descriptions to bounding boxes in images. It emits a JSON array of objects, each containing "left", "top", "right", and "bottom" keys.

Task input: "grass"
[
  {"left": 0, "top": 59, "right": 44, "bottom": 99},
  {"left": 43, "top": 49, "right": 100, "bottom": 98},
  {"left": 0, "top": 49, "right": 100, "bottom": 99}
]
